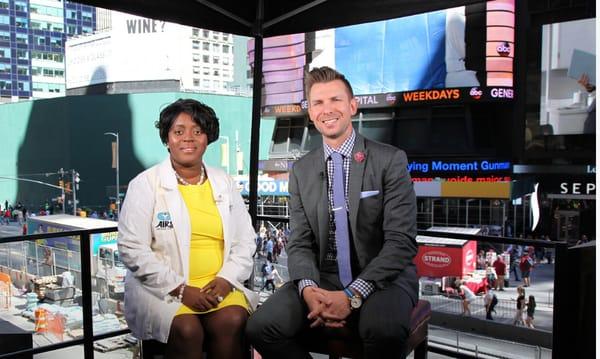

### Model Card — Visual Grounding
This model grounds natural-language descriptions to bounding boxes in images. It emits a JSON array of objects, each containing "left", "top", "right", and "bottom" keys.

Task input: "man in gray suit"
[{"left": 247, "top": 67, "right": 418, "bottom": 358}]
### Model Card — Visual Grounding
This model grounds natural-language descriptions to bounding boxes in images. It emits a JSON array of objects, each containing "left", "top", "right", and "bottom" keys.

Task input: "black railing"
[{"left": 0, "top": 219, "right": 571, "bottom": 358}]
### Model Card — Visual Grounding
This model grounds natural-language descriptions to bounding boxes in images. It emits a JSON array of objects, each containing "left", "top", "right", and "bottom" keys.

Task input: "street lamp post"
[{"left": 104, "top": 132, "right": 120, "bottom": 219}]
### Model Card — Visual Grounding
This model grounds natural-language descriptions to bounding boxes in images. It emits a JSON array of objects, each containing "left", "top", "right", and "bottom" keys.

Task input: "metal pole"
[
  {"left": 116, "top": 133, "right": 120, "bottom": 218},
  {"left": 80, "top": 232, "right": 94, "bottom": 358},
  {"left": 72, "top": 170, "right": 77, "bottom": 216},
  {"left": 249, "top": 0, "right": 264, "bottom": 225}
]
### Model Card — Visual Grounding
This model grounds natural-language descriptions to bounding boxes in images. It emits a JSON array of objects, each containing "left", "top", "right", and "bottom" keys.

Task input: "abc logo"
[
  {"left": 385, "top": 93, "right": 397, "bottom": 104},
  {"left": 497, "top": 42, "right": 511, "bottom": 56},
  {"left": 469, "top": 87, "right": 482, "bottom": 100}
]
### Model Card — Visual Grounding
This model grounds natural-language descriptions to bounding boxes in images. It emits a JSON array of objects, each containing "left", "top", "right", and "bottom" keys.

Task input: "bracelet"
[{"left": 177, "top": 283, "right": 185, "bottom": 303}]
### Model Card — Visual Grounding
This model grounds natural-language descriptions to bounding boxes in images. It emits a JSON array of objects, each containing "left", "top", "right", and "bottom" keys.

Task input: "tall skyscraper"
[{"left": 0, "top": 0, "right": 95, "bottom": 102}]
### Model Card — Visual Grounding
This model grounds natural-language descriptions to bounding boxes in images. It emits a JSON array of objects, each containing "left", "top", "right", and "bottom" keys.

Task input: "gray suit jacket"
[{"left": 287, "top": 134, "right": 418, "bottom": 302}]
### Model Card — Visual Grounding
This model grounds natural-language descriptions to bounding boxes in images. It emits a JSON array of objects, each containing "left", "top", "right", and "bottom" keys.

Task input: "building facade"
[
  {"left": 65, "top": 10, "right": 240, "bottom": 96},
  {"left": 0, "top": 0, "right": 95, "bottom": 102}
]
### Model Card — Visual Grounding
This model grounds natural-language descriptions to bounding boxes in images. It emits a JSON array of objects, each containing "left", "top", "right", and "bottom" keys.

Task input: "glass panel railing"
[{"left": 0, "top": 227, "right": 132, "bottom": 358}]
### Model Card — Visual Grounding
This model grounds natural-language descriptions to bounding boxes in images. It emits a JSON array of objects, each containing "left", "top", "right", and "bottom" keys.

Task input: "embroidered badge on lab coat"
[{"left": 155, "top": 211, "right": 174, "bottom": 230}]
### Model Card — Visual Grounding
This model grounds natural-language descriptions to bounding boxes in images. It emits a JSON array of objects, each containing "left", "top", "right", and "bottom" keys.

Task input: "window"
[
  {"left": 193, "top": 78, "right": 200, "bottom": 87},
  {"left": 193, "top": 66, "right": 200, "bottom": 74},
  {"left": 67, "top": 10, "right": 77, "bottom": 19},
  {"left": 202, "top": 67, "right": 210, "bottom": 75},
  {"left": 0, "top": 81, "right": 11, "bottom": 90},
  {"left": 17, "top": 66, "right": 28, "bottom": 75},
  {"left": 212, "top": 32, "right": 219, "bottom": 40},
  {"left": 0, "top": 63, "right": 10, "bottom": 74},
  {"left": 223, "top": 57, "right": 230, "bottom": 65},
  {"left": 222, "top": 34, "right": 229, "bottom": 41},
  {"left": 202, "top": 42, "right": 209, "bottom": 51},
  {"left": 192, "top": 54, "right": 200, "bottom": 62},
  {"left": 17, "top": 50, "right": 28, "bottom": 60},
  {"left": 202, "top": 79, "right": 210, "bottom": 88},
  {"left": 50, "top": 37, "right": 62, "bottom": 47},
  {"left": 36, "top": 36, "right": 46, "bottom": 46},
  {"left": 192, "top": 28, "right": 199, "bottom": 36},
  {"left": 192, "top": 40, "right": 200, "bottom": 49},
  {"left": 16, "top": 34, "right": 28, "bottom": 44},
  {"left": 0, "top": 15, "right": 9, "bottom": 25},
  {"left": 14, "top": 1, "right": 27, "bottom": 12},
  {"left": 203, "top": 55, "right": 209, "bottom": 63},
  {"left": 0, "top": 31, "right": 9, "bottom": 42},
  {"left": 15, "top": 17, "right": 28, "bottom": 28},
  {"left": 213, "top": 80, "right": 220, "bottom": 88},
  {"left": 270, "top": 118, "right": 307, "bottom": 154},
  {"left": 0, "top": 1, "right": 8, "bottom": 10},
  {"left": 213, "top": 69, "right": 219, "bottom": 76},
  {"left": 82, "top": 26, "right": 93, "bottom": 34},
  {"left": 18, "top": 82, "right": 30, "bottom": 92},
  {"left": 0, "top": 47, "right": 11, "bottom": 58},
  {"left": 213, "top": 56, "right": 219, "bottom": 64},
  {"left": 212, "top": 43, "right": 219, "bottom": 52},
  {"left": 222, "top": 45, "right": 230, "bottom": 54},
  {"left": 82, "top": 11, "right": 93, "bottom": 22},
  {"left": 203, "top": 30, "right": 209, "bottom": 38}
]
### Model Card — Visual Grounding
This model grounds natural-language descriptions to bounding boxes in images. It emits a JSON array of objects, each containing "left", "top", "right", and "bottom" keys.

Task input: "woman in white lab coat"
[{"left": 118, "top": 99, "right": 258, "bottom": 359}]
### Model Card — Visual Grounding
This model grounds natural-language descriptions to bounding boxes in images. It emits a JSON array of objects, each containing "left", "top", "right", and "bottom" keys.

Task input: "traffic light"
[{"left": 74, "top": 172, "right": 80, "bottom": 190}]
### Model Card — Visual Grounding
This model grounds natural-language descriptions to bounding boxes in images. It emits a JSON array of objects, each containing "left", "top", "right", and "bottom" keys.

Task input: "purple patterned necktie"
[{"left": 331, "top": 151, "right": 352, "bottom": 287}]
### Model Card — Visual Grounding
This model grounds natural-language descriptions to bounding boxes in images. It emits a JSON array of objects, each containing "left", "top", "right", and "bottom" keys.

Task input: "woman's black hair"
[{"left": 155, "top": 99, "right": 220, "bottom": 145}]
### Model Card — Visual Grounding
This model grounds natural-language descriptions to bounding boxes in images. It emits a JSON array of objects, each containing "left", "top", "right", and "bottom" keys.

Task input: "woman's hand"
[
  {"left": 201, "top": 277, "right": 233, "bottom": 303},
  {"left": 182, "top": 285, "right": 219, "bottom": 312}
]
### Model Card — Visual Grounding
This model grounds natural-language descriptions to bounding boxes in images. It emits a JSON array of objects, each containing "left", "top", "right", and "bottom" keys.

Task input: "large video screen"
[
  {"left": 538, "top": 17, "right": 596, "bottom": 136},
  {"left": 253, "top": 0, "right": 515, "bottom": 115}
]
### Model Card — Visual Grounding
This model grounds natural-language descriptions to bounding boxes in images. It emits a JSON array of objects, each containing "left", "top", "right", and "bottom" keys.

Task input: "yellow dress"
[{"left": 175, "top": 180, "right": 249, "bottom": 315}]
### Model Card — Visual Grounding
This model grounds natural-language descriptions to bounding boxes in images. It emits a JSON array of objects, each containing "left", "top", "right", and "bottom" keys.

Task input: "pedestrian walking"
[
  {"left": 493, "top": 256, "right": 507, "bottom": 291},
  {"left": 525, "top": 295, "right": 536, "bottom": 328},
  {"left": 513, "top": 286, "right": 526, "bottom": 326},
  {"left": 520, "top": 252, "right": 534, "bottom": 287},
  {"left": 484, "top": 287, "right": 498, "bottom": 320},
  {"left": 458, "top": 280, "right": 476, "bottom": 316}
]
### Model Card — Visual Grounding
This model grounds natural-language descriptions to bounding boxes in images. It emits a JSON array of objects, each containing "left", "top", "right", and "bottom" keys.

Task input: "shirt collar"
[{"left": 323, "top": 130, "right": 356, "bottom": 160}]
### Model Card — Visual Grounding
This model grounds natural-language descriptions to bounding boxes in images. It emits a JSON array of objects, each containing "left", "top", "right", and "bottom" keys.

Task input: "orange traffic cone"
[{"left": 34, "top": 308, "right": 48, "bottom": 333}]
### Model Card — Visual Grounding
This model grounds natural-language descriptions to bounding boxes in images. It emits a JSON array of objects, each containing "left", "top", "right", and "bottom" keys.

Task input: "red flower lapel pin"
[{"left": 354, "top": 151, "right": 365, "bottom": 163}]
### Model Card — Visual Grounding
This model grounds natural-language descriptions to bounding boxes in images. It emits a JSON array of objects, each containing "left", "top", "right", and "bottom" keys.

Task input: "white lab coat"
[{"left": 118, "top": 157, "right": 258, "bottom": 342}]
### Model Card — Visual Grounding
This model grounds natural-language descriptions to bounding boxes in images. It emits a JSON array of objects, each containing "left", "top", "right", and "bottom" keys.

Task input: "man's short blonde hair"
[{"left": 304, "top": 66, "right": 354, "bottom": 100}]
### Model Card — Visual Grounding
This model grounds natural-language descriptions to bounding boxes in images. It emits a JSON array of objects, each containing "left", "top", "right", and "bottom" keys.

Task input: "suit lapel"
[{"left": 348, "top": 135, "right": 366, "bottom": 241}]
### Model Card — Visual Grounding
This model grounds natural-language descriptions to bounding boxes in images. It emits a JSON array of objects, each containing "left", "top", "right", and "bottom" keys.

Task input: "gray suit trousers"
[{"left": 246, "top": 275, "right": 415, "bottom": 359}]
